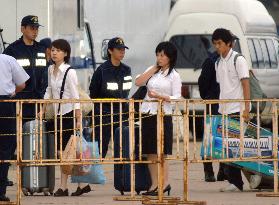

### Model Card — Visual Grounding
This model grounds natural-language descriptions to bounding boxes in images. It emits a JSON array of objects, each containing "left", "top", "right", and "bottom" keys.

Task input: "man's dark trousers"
[
  {"left": 223, "top": 112, "right": 244, "bottom": 190},
  {"left": 0, "top": 97, "right": 16, "bottom": 196}
]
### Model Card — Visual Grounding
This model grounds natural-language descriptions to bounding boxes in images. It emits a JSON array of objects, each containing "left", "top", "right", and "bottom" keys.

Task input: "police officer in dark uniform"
[
  {"left": 0, "top": 54, "right": 29, "bottom": 201},
  {"left": 89, "top": 37, "right": 132, "bottom": 158},
  {"left": 3, "top": 15, "right": 48, "bottom": 122}
]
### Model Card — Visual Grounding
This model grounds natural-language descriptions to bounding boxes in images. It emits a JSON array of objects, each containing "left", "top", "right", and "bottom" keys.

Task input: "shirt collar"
[
  {"left": 221, "top": 48, "right": 233, "bottom": 61},
  {"left": 50, "top": 62, "right": 70, "bottom": 75}
]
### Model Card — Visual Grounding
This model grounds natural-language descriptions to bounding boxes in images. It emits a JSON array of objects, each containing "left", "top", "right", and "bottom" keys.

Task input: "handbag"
[
  {"left": 71, "top": 141, "right": 106, "bottom": 184},
  {"left": 61, "top": 135, "right": 77, "bottom": 175},
  {"left": 44, "top": 95, "right": 55, "bottom": 120},
  {"left": 78, "top": 86, "right": 92, "bottom": 116},
  {"left": 132, "top": 79, "right": 150, "bottom": 120},
  {"left": 59, "top": 67, "right": 92, "bottom": 116},
  {"left": 62, "top": 133, "right": 93, "bottom": 176},
  {"left": 44, "top": 68, "right": 55, "bottom": 120},
  {"left": 132, "top": 86, "right": 147, "bottom": 100},
  {"left": 72, "top": 135, "right": 92, "bottom": 176}
]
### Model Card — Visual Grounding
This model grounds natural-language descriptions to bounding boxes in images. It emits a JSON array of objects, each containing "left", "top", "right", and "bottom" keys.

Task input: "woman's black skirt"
[
  {"left": 141, "top": 114, "right": 173, "bottom": 155},
  {"left": 46, "top": 111, "right": 74, "bottom": 151}
]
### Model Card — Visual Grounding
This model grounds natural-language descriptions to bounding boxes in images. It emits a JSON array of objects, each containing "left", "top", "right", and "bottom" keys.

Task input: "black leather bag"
[
  {"left": 132, "top": 86, "right": 147, "bottom": 100},
  {"left": 132, "top": 86, "right": 148, "bottom": 121}
]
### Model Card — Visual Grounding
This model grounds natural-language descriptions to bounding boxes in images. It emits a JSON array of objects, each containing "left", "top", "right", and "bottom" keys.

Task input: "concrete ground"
[{"left": 5, "top": 142, "right": 279, "bottom": 205}]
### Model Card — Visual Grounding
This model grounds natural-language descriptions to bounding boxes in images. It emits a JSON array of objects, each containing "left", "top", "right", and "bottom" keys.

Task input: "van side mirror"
[{"left": 101, "top": 39, "right": 110, "bottom": 60}]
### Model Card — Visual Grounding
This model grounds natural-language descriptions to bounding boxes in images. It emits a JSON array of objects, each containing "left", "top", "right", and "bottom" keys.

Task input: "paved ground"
[{"left": 5, "top": 142, "right": 279, "bottom": 205}]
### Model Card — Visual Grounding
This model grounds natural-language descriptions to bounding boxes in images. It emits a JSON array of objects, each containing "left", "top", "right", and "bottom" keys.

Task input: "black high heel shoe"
[
  {"left": 163, "top": 184, "right": 171, "bottom": 196},
  {"left": 142, "top": 187, "right": 158, "bottom": 196},
  {"left": 142, "top": 185, "right": 171, "bottom": 196}
]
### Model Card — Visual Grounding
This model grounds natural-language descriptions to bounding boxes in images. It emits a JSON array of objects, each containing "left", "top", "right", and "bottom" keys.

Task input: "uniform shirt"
[
  {"left": 44, "top": 63, "right": 80, "bottom": 115},
  {"left": 3, "top": 37, "right": 47, "bottom": 99},
  {"left": 0, "top": 54, "right": 29, "bottom": 95},
  {"left": 89, "top": 60, "right": 132, "bottom": 114},
  {"left": 215, "top": 49, "right": 250, "bottom": 114},
  {"left": 141, "top": 66, "right": 182, "bottom": 114}
]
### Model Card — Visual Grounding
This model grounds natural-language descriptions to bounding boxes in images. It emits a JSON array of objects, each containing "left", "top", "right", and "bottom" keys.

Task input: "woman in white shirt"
[
  {"left": 43, "top": 39, "right": 90, "bottom": 197},
  {"left": 135, "top": 42, "right": 182, "bottom": 196}
]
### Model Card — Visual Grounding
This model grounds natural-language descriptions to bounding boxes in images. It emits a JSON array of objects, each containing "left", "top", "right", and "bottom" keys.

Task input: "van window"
[
  {"left": 170, "top": 35, "right": 240, "bottom": 69},
  {"left": 247, "top": 39, "right": 258, "bottom": 68},
  {"left": 253, "top": 39, "right": 265, "bottom": 69},
  {"left": 260, "top": 39, "right": 270, "bottom": 68},
  {"left": 265, "top": 39, "right": 278, "bottom": 68}
]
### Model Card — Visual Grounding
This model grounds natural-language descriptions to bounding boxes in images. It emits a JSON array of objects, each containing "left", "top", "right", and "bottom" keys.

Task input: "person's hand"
[
  {"left": 76, "top": 117, "right": 82, "bottom": 130},
  {"left": 152, "top": 63, "right": 161, "bottom": 73},
  {"left": 148, "top": 90, "right": 170, "bottom": 102},
  {"left": 242, "top": 109, "right": 250, "bottom": 122},
  {"left": 10, "top": 92, "right": 16, "bottom": 98},
  {"left": 148, "top": 90, "right": 159, "bottom": 99},
  {"left": 38, "top": 111, "right": 45, "bottom": 118}
]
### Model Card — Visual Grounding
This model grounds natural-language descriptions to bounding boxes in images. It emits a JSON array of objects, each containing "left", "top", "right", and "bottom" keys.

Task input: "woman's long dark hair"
[{"left": 155, "top": 41, "right": 177, "bottom": 76}]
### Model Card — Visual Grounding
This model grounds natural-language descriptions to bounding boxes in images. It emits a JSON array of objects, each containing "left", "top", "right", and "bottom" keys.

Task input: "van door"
[
  {"left": 0, "top": 28, "right": 4, "bottom": 53},
  {"left": 74, "top": 22, "right": 96, "bottom": 92}
]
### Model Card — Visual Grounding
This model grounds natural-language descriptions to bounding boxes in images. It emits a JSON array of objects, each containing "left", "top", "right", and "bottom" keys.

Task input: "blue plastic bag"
[{"left": 71, "top": 141, "right": 106, "bottom": 184}]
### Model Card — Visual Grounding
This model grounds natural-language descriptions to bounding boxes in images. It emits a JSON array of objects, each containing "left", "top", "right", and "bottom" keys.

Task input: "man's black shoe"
[
  {"left": 205, "top": 172, "right": 216, "bottom": 182},
  {"left": 6, "top": 180, "right": 14, "bottom": 186},
  {"left": 0, "top": 195, "right": 10, "bottom": 201},
  {"left": 217, "top": 171, "right": 226, "bottom": 181}
]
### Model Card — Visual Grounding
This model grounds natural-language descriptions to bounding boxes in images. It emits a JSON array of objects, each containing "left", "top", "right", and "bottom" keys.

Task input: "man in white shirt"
[
  {"left": 212, "top": 28, "right": 250, "bottom": 192},
  {"left": 0, "top": 54, "right": 29, "bottom": 201}
]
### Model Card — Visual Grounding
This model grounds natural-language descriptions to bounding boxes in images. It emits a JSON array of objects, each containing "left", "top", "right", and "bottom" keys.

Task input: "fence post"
[{"left": 257, "top": 100, "right": 279, "bottom": 198}]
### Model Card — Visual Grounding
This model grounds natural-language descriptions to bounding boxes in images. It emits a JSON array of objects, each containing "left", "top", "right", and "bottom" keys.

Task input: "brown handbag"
[{"left": 61, "top": 135, "right": 77, "bottom": 175}]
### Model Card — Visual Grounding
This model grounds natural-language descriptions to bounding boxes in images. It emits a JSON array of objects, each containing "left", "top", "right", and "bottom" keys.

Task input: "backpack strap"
[
  {"left": 233, "top": 53, "right": 244, "bottom": 69},
  {"left": 58, "top": 66, "right": 73, "bottom": 113}
]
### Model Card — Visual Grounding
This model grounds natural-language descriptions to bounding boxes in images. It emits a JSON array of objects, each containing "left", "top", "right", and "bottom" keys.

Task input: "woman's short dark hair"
[
  {"left": 107, "top": 49, "right": 112, "bottom": 60},
  {"left": 155, "top": 41, "right": 177, "bottom": 76},
  {"left": 212, "top": 28, "right": 233, "bottom": 46},
  {"left": 51, "top": 39, "right": 71, "bottom": 63}
]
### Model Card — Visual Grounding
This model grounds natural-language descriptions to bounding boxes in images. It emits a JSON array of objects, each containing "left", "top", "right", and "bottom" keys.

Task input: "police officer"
[
  {"left": 3, "top": 15, "right": 48, "bottom": 122},
  {"left": 0, "top": 54, "right": 29, "bottom": 201},
  {"left": 89, "top": 37, "right": 132, "bottom": 158}
]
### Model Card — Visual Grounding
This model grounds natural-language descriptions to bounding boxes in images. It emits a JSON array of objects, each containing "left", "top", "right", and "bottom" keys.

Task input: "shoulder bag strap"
[{"left": 58, "top": 67, "right": 73, "bottom": 113}]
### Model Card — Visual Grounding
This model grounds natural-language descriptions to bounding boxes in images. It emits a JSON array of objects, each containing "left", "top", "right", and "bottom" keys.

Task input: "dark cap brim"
[
  {"left": 114, "top": 45, "right": 129, "bottom": 49},
  {"left": 22, "top": 23, "right": 43, "bottom": 27}
]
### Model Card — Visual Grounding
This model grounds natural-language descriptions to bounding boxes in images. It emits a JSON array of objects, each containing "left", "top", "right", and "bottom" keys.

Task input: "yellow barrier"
[{"left": 0, "top": 98, "right": 278, "bottom": 204}]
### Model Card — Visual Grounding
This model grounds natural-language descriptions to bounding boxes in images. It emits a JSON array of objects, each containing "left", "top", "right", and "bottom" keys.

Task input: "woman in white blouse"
[
  {"left": 43, "top": 39, "right": 90, "bottom": 197},
  {"left": 135, "top": 42, "right": 182, "bottom": 196}
]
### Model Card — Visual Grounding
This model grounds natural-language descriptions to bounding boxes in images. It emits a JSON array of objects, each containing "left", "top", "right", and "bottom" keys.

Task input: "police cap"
[
  {"left": 108, "top": 37, "right": 129, "bottom": 49},
  {"left": 21, "top": 15, "right": 42, "bottom": 27}
]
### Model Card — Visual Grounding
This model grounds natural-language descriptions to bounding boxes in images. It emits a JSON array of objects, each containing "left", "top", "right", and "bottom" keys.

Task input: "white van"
[
  {"left": 0, "top": 28, "right": 4, "bottom": 53},
  {"left": 165, "top": 0, "right": 279, "bottom": 137}
]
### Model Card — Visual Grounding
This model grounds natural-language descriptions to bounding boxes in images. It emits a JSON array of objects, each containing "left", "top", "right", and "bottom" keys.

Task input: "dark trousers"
[
  {"left": 203, "top": 161, "right": 225, "bottom": 175},
  {"left": 0, "top": 97, "right": 16, "bottom": 196},
  {"left": 46, "top": 111, "right": 74, "bottom": 151},
  {"left": 224, "top": 112, "right": 244, "bottom": 190}
]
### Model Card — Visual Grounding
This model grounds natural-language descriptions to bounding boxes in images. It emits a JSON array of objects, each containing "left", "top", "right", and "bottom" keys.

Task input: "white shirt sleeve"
[
  {"left": 67, "top": 69, "right": 80, "bottom": 109},
  {"left": 169, "top": 71, "right": 182, "bottom": 100},
  {"left": 235, "top": 56, "right": 249, "bottom": 79},
  {"left": 9, "top": 56, "right": 29, "bottom": 85},
  {"left": 44, "top": 66, "right": 52, "bottom": 99}
]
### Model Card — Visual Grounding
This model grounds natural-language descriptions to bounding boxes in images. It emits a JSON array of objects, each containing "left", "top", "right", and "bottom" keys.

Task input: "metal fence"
[{"left": 0, "top": 98, "right": 278, "bottom": 205}]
